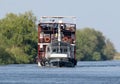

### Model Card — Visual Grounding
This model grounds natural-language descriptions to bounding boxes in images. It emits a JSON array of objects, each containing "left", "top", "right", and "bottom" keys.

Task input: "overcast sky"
[{"left": 0, "top": 0, "right": 120, "bottom": 52}]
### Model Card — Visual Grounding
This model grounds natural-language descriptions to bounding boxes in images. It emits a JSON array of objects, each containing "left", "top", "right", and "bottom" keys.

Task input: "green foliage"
[
  {"left": 0, "top": 46, "right": 14, "bottom": 64},
  {"left": 103, "top": 39, "right": 116, "bottom": 60},
  {"left": 92, "top": 52, "right": 101, "bottom": 61},
  {"left": 0, "top": 11, "right": 37, "bottom": 64},
  {"left": 6, "top": 47, "right": 30, "bottom": 64},
  {"left": 76, "top": 28, "right": 116, "bottom": 61}
]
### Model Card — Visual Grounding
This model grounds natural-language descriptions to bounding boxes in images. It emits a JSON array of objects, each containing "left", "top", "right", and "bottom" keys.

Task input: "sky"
[{"left": 0, "top": 0, "right": 120, "bottom": 52}]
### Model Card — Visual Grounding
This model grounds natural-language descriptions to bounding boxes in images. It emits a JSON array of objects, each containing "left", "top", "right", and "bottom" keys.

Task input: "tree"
[
  {"left": 76, "top": 28, "right": 116, "bottom": 61},
  {"left": 103, "top": 39, "right": 116, "bottom": 60},
  {"left": 0, "top": 46, "right": 14, "bottom": 64},
  {"left": 92, "top": 52, "right": 101, "bottom": 61},
  {"left": 0, "top": 11, "right": 37, "bottom": 64}
]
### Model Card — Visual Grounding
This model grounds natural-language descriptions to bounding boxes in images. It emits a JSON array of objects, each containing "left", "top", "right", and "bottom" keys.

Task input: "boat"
[{"left": 37, "top": 16, "right": 77, "bottom": 67}]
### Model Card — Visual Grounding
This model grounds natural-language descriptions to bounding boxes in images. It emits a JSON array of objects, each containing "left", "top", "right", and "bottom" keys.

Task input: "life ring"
[
  {"left": 62, "top": 37, "right": 68, "bottom": 42},
  {"left": 44, "top": 37, "right": 50, "bottom": 42}
]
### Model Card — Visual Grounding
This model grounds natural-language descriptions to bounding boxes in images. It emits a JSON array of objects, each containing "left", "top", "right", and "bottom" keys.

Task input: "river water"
[{"left": 0, "top": 61, "right": 120, "bottom": 84}]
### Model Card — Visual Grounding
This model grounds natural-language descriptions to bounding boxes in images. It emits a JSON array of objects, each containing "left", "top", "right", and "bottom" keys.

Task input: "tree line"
[{"left": 0, "top": 12, "right": 116, "bottom": 64}]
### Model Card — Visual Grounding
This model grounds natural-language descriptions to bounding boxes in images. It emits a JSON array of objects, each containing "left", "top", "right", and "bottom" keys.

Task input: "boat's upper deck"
[
  {"left": 39, "top": 16, "right": 76, "bottom": 24},
  {"left": 38, "top": 16, "right": 76, "bottom": 44}
]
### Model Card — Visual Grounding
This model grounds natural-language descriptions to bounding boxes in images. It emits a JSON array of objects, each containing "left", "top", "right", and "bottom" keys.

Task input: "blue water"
[{"left": 0, "top": 61, "right": 120, "bottom": 84}]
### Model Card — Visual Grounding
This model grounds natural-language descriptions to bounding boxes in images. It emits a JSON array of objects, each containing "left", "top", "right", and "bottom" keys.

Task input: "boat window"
[
  {"left": 52, "top": 46, "right": 68, "bottom": 53},
  {"left": 64, "top": 49, "right": 67, "bottom": 52},
  {"left": 47, "top": 47, "right": 50, "bottom": 52},
  {"left": 60, "top": 49, "right": 63, "bottom": 53},
  {"left": 52, "top": 48, "right": 56, "bottom": 53},
  {"left": 54, "top": 23, "right": 58, "bottom": 28}
]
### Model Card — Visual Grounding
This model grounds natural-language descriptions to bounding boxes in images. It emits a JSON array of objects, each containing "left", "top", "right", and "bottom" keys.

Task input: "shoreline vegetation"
[{"left": 0, "top": 11, "right": 117, "bottom": 64}]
